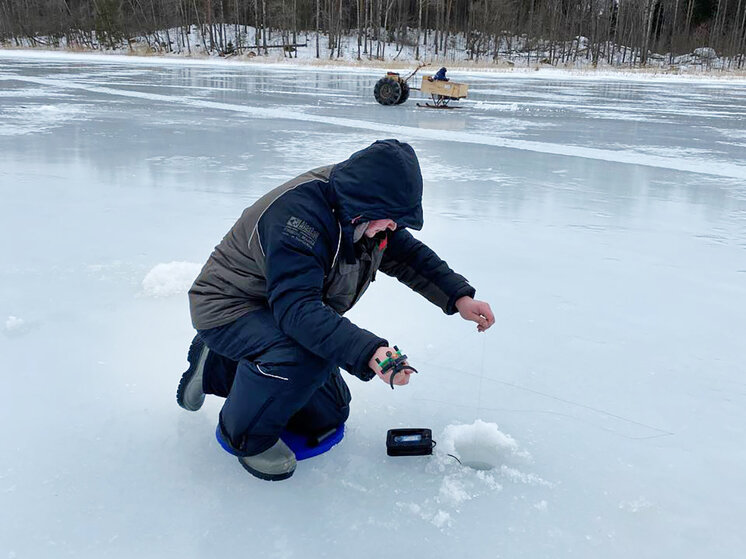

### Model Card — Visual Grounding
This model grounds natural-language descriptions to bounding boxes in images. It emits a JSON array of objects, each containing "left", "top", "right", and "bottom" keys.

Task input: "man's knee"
[
  {"left": 286, "top": 369, "right": 351, "bottom": 435},
  {"left": 262, "top": 344, "right": 336, "bottom": 388},
  {"left": 202, "top": 350, "right": 238, "bottom": 397},
  {"left": 331, "top": 401, "right": 350, "bottom": 426},
  {"left": 331, "top": 372, "right": 351, "bottom": 424}
]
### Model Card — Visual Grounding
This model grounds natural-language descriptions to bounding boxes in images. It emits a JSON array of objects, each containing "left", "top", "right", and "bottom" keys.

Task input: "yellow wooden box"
[{"left": 419, "top": 76, "right": 469, "bottom": 99}]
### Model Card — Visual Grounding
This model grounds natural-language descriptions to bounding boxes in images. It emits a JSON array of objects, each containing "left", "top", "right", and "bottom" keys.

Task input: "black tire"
[
  {"left": 395, "top": 81, "right": 410, "bottom": 105},
  {"left": 374, "top": 77, "right": 402, "bottom": 106}
]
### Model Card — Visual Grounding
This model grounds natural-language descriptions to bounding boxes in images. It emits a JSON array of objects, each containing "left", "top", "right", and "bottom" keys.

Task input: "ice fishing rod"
[{"left": 375, "top": 346, "right": 418, "bottom": 389}]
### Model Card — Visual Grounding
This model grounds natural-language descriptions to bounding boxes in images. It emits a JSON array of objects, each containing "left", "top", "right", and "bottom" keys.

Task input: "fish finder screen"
[{"left": 394, "top": 434, "right": 422, "bottom": 443}]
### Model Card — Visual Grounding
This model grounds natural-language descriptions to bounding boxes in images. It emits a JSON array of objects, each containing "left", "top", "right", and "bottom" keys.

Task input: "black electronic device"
[{"left": 386, "top": 428, "right": 434, "bottom": 456}]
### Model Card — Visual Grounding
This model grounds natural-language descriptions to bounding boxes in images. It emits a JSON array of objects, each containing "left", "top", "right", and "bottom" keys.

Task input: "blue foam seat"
[
  {"left": 216, "top": 424, "right": 345, "bottom": 461},
  {"left": 280, "top": 424, "right": 345, "bottom": 460}
]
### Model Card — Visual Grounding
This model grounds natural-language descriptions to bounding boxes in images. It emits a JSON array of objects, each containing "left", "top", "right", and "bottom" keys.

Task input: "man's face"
[{"left": 364, "top": 219, "right": 397, "bottom": 237}]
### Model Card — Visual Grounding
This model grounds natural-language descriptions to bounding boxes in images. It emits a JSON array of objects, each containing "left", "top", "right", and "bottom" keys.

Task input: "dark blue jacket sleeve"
[
  {"left": 380, "top": 229, "right": 475, "bottom": 314},
  {"left": 259, "top": 200, "right": 386, "bottom": 380}
]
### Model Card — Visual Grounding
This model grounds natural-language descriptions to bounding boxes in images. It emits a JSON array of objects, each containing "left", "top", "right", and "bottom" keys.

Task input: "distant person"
[
  {"left": 429, "top": 67, "right": 449, "bottom": 81},
  {"left": 177, "top": 139, "right": 494, "bottom": 481}
]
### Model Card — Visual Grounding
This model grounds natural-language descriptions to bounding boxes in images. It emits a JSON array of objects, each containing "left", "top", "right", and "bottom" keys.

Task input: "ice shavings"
[
  {"left": 619, "top": 497, "right": 654, "bottom": 513},
  {"left": 4, "top": 316, "right": 25, "bottom": 332},
  {"left": 391, "top": 421, "right": 551, "bottom": 531},
  {"left": 438, "top": 476, "right": 472, "bottom": 504},
  {"left": 141, "top": 262, "right": 202, "bottom": 298},
  {"left": 430, "top": 510, "right": 453, "bottom": 529},
  {"left": 340, "top": 479, "right": 368, "bottom": 493},
  {"left": 440, "top": 419, "right": 529, "bottom": 469},
  {"left": 396, "top": 502, "right": 453, "bottom": 529},
  {"left": 400, "top": 463, "right": 505, "bottom": 531},
  {"left": 498, "top": 465, "right": 553, "bottom": 487},
  {"left": 2, "top": 315, "right": 31, "bottom": 337}
]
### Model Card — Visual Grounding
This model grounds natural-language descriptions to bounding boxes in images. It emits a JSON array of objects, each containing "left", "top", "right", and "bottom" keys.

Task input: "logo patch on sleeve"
[{"left": 283, "top": 216, "right": 320, "bottom": 250}]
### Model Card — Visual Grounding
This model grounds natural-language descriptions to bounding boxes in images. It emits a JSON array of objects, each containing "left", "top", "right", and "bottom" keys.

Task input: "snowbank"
[
  {"left": 4, "top": 315, "right": 25, "bottom": 332},
  {"left": 141, "top": 262, "right": 202, "bottom": 297}
]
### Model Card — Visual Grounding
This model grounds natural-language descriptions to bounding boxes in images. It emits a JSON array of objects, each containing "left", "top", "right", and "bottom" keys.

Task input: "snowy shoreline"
[{"left": 2, "top": 47, "right": 745, "bottom": 84}]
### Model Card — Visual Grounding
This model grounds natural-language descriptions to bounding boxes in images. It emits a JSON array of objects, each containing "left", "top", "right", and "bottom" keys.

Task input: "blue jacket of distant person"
[
  {"left": 433, "top": 67, "right": 449, "bottom": 81},
  {"left": 188, "top": 139, "right": 475, "bottom": 380}
]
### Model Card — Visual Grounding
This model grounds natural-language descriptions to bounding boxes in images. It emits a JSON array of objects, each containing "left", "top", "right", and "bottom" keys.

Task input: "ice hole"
[{"left": 459, "top": 459, "right": 495, "bottom": 471}]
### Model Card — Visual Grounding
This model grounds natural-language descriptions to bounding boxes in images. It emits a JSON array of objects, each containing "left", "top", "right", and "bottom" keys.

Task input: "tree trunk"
[
  {"left": 193, "top": 0, "right": 207, "bottom": 52},
  {"left": 261, "top": 0, "right": 267, "bottom": 54},
  {"left": 207, "top": 0, "right": 214, "bottom": 52},
  {"left": 442, "top": 0, "right": 452, "bottom": 58},
  {"left": 670, "top": 0, "right": 680, "bottom": 64},
  {"left": 642, "top": 0, "right": 656, "bottom": 65},
  {"left": 415, "top": 0, "right": 422, "bottom": 60},
  {"left": 336, "top": 0, "right": 343, "bottom": 58},
  {"left": 315, "top": 0, "right": 320, "bottom": 57},
  {"left": 254, "top": 0, "right": 260, "bottom": 48},
  {"left": 357, "top": 0, "right": 362, "bottom": 59},
  {"left": 234, "top": 0, "right": 240, "bottom": 51}
]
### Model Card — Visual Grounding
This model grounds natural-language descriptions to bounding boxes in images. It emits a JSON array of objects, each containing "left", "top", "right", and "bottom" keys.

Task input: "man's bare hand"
[
  {"left": 455, "top": 296, "right": 495, "bottom": 332},
  {"left": 368, "top": 346, "right": 413, "bottom": 387}
]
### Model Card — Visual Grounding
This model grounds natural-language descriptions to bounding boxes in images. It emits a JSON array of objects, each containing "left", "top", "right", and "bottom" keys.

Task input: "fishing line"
[
  {"left": 413, "top": 396, "right": 674, "bottom": 440},
  {"left": 475, "top": 334, "right": 486, "bottom": 421},
  {"left": 418, "top": 347, "right": 675, "bottom": 438}
]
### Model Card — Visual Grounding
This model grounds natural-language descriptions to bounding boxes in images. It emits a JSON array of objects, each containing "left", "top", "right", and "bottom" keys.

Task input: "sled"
[
  {"left": 416, "top": 75, "right": 468, "bottom": 108},
  {"left": 416, "top": 102, "right": 463, "bottom": 109}
]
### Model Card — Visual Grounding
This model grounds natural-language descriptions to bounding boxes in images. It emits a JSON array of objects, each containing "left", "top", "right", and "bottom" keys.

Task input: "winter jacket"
[
  {"left": 433, "top": 67, "right": 449, "bottom": 81},
  {"left": 189, "top": 139, "right": 475, "bottom": 380}
]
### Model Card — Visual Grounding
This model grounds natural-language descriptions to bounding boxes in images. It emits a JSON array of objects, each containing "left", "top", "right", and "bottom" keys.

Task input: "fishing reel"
[{"left": 375, "top": 346, "right": 418, "bottom": 389}]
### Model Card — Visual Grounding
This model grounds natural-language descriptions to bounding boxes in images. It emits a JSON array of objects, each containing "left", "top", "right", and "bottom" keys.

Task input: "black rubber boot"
[
  {"left": 237, "top": 439, "right": 297, "bottom": 481},
  {"left": 176, "top": 335, "right": 209, "bottom": 411}
]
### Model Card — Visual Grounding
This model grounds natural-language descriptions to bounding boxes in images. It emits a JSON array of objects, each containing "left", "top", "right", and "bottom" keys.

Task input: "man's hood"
[{"left": 329, "top": 139, "right": 424, "bottom": 233}]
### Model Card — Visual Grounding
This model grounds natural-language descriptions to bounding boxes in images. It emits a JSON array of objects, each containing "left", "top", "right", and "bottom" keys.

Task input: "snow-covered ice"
[{"left": 1, "top": 51, "right": 745, "bottom": 558}]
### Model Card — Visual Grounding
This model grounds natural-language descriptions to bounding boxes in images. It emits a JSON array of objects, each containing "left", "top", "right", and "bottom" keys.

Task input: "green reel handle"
[{"left": 375, "top": 346, "right": 419, "bottom": 389}]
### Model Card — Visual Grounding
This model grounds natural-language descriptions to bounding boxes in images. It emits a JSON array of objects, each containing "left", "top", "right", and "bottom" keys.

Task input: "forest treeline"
[{"left": 1, "top": 0, "right": 744, "bottom": 67}]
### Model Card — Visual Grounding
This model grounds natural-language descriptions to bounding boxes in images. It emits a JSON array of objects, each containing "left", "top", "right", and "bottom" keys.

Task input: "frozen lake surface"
[{"left": 1, "top": 51, "right": 745, "bottom": 558}]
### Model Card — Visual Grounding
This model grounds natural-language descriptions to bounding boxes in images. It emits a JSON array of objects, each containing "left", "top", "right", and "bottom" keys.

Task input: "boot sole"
[
  {"left": 237, "top": 457, "right": 295, "bottom": 481},
  {"left": 176, "top": 337, "right": 208, "bottom": 411}
]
